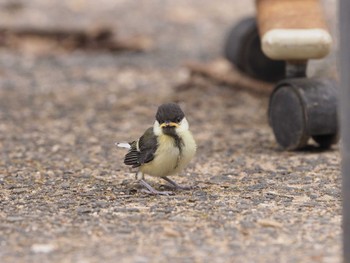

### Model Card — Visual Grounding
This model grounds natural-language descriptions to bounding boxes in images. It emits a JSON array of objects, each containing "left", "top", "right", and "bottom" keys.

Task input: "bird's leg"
[
  {"left": 139, "top": 179, "right": 173, "bottom": 196},
  {"left": 135, "top": 171, "right": 144, "bottom": 181},
  {"left": 161, "top": 176, "right": 193, "bottom": 190}
]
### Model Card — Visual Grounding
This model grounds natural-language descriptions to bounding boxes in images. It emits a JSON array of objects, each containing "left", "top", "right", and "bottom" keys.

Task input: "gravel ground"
[{"left": 0, "top": 1, "right": 341, "bottom": 263}]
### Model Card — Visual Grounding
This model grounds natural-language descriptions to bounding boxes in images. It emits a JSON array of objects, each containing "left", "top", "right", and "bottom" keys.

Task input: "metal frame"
[
  {"left": 285, "top": 61, "right": 307, "bottom": 78},
  {"left": 340, "top": 0, "right": 350, "bottom": 262}
]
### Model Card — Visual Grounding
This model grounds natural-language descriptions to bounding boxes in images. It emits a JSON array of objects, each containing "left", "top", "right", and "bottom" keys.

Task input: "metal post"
[
  {"left": 285, "top": 61, "right": 307, "bottom": 78},
  {"left": 340, "top": 0, "right": 350, "bottom": 262}
]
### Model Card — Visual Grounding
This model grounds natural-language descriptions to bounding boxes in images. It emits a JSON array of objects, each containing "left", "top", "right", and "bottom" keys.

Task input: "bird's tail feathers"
[{"left": 115, "top": 142, "right": 131, "bottom": 150}]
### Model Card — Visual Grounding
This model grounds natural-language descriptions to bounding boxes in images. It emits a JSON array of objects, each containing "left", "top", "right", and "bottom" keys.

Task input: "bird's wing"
[{"left": 124, "top": 127, "right": 158, "bottom": 168}]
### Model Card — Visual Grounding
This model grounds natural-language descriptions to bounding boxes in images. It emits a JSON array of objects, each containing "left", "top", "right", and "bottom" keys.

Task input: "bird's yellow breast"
[{"left": 140, "top": 131, "right": 196, "bottom": 177}]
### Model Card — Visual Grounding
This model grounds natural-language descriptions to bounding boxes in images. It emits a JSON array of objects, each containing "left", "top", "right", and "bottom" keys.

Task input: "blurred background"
[{"left": 0, "top": 1, "right": 341, "bottom": 263}]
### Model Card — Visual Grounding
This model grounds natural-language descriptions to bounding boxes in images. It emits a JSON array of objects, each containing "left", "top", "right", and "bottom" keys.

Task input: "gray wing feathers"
[{"left": 124, "top": 127, "right": 158, "bottom": 168}]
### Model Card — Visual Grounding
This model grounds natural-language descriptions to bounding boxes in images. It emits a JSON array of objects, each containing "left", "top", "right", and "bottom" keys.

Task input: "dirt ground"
[{"left": 0, "top": 1, "right": 341, "bottom": 262}]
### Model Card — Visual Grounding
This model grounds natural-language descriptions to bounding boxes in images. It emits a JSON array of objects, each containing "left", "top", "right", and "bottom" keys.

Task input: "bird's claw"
[
  {"left": 139, "top": 179, "right": 174, "bottom": 195},
  {"left": 161, "top": 176, "right": 196, "bottom": 191},
  {"left": 140, "top": 189, "right": 174, "bottom": 196}
]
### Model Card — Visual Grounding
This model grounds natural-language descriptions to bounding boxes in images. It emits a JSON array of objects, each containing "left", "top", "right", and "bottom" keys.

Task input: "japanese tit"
[{"left": 116, "top": 103, "right": 196, "bottom": 195}]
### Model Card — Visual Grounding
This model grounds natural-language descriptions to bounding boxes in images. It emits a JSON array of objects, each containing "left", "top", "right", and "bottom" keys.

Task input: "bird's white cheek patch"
[
  {"left": 176, "top": 118, "right": 189, "bottom": 133},
  {"left": 153, "top": 120, "right": 162, "bottom": 136}
]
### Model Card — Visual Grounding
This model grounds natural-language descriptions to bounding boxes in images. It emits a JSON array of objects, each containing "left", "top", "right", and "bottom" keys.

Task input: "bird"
[{"left": 116, "top": 103, "right": 196, "bottom": 195}]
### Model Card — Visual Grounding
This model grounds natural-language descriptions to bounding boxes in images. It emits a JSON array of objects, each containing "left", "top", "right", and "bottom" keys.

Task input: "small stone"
[
  {"left": 31, "top": 243, "right": 56, "bottom": 254},
  {"left": 51, "top": 145, "right": 60, "bottom": 152},
  {"left": 163, "top": 227, "right": 180, "bottom": 237},
  {"left": 114, "top": 208, "right": 140, "bottom": 213},
  {"left": 7, "top": 216, "right": 24, "bottom": 222},
  {"left": 77, "top": 207, "right": 92, "bottom": 214},
  {"left": 61, "top": 182, "right": 70, "bottom": 189},
  {"left": 93, "top": 201, "right": 109, "bottom": 208},
  {"left": 257, "top": 219, "right": 283, "bottom": 228}
]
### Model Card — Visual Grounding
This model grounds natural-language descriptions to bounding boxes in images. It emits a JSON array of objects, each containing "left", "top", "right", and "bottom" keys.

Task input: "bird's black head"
[{"left": 156, "top": 103, "right": 185, "bottom": 124}]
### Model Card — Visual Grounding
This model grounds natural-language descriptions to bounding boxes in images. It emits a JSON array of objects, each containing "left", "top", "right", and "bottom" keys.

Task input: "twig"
[
  {"left": 0, "top": 26, "right": 152, "bottom": 52},
  {"left": 184, "top": 59, "right": 273, "bottom": 96}
]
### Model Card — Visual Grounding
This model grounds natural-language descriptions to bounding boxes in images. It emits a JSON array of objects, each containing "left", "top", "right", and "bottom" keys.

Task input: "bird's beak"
[{"left": 160, "top": 121, "right": 179, "bottom": 128}]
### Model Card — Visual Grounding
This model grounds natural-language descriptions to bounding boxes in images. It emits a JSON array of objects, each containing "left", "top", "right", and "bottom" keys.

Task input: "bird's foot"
[
  {"left": 162, "top": 177, "right": 195, "bottom": 191},
  {"left": 139, "top": 179, "right": 174, "bottom": 196},
  {"left": 140, "top": 189, "right": 174, "bottom": 196}
]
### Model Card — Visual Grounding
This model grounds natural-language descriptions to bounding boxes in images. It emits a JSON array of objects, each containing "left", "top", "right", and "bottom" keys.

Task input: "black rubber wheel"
[
  {"left": 269, "top": 83, "right": 309, "bottom": 150},
  {"left": 224, "top": 17, "right": 285, "bottom": 83},
  {"left": 269, "top": 78, "right": 339, "bottom": 150},
  {"left": 312, "top": 134, "right": 339, "bottom": 149}
]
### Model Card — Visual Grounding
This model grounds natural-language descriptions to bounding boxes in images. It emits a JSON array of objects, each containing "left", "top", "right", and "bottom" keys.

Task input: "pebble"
[
  {"left": 7, "top": 216, "right": 24, "bottom": 222},
  {"left": 31, "top": 243, "right": 56, "bottom": 254},
  {"left": 76, "top": 207, "right": 92, "bottom": 214}
]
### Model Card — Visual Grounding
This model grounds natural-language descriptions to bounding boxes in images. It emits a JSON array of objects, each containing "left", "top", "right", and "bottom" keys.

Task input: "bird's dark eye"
[{"left": 175, "top": 117, "right": 182, "bottom": 123}]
